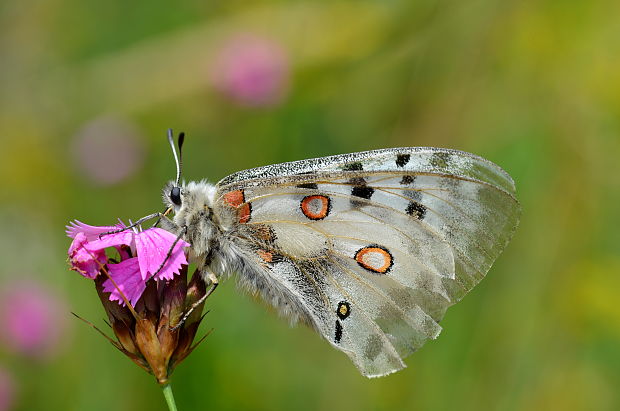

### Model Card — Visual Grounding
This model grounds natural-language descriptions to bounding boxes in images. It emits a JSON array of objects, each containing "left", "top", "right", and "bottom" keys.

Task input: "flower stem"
[{"left": 161, "top": 384, "right": 178, "bottom": 411}]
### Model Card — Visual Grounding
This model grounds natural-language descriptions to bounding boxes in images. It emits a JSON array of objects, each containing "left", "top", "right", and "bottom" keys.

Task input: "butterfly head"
[{"left": 162, "top": 180, "right": 183, "bottom": 213}]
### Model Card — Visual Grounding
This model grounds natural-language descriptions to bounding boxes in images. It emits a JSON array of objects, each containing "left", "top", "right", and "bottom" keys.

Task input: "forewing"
[
  {"left": 214, "top": 148, "right": 520, "bottom": 377},
  {"left": 218, "top": 147, "right": 516, "bottom": 194}
]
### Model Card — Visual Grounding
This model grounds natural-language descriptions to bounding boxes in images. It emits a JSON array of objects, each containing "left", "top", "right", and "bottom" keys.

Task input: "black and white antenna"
[{"left": 167, "top": 129, "right": 185, "bottom": 185}]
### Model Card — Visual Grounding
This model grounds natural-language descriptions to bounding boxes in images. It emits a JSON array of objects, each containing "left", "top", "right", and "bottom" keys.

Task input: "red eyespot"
[
  {"left": 300, "top": 195, "right": 330, "bottom": 220},
  {"left": 354, "top": 246, "right": 393, "bottom": 274}
]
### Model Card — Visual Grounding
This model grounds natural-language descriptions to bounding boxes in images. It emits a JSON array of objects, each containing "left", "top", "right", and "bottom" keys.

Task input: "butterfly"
[{"left": 154, "top": 130, "right": 520, "bottom": 378}]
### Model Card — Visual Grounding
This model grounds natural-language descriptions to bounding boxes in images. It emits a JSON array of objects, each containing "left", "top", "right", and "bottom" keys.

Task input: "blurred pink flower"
[
  {"left": 0, "top": 282, "right": 65, "bottom": 359},
  {"left": 210, "top": 34, "right": 290, "bottom": 106},
  {"left": 0, "top": 368, "right": 15, "bottom": 411},
  {"left": 71, "top": 117, "right": 145, "bottom": 186}
]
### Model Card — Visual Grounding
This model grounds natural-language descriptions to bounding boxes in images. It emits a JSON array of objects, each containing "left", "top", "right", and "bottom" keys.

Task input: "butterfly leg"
[
  {"left": 170, "top": 271, "right": 218, "bottom": 331},
  {"left": 98, "top": 212, "right": 166, "bottom": 238},
  {"left": 149, "top": 225, "right": 188, "bottom": 279},
  {"left": 151, "top": 206, "right": 173, "bottom": 228}
]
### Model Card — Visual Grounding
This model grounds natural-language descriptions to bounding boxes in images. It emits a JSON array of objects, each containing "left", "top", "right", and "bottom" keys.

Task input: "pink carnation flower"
[
  {"left": 0, "top": 282, "right": 65, "bottom": 359},
  {"left": 67, "top": 221, "right": 122, "bottom": 278},
  {"left": 66, "top": 220, "right": 190, "bottom": 306},
  {"left": 68, "top": 233, "right": 107, "bottom": 279},
  {"left": 103, "top": 258, "right": 146, "bottom": 306},
  {"left": 71, "top": 117, "right": 145, "bottom": 186},
  {"left": 210, "top": 34, "right": 290, "bottom": 107}
]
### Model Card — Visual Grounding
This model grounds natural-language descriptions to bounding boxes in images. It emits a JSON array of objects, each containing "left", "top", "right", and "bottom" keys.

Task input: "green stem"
[{"left": 161, "top": 384, "right": 178, "bottom": 411}]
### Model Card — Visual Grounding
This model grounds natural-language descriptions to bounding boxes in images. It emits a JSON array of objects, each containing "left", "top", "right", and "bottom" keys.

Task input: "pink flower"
[
  {"left": 66, "top": 220, "right": 189, "bottom": 306},
  {"left": 103, "top": 258, "right": 146, "bottom": 306},
  {"left": 68, "top": 233, "right": 107, "bottom": 279},
  {"left": 87, "top": 227, "right": 188, "bottom": 282},
  {"left": 66, "top": 220, "right": 121, "bottom": 240},
  {"left": 71, "top": 117, "right": 145, "bottom": 186},
  {"left": 67, "top": 221, "right": 124, "bottom": 279},
  {"left": 0, "top": 282, "right": 65, "bottom": 359},
  {"left": 66, "top": 223, "right": 213, "bottom": 388},
  {"left": 210, "top": 34, "right": 290, "bottom": 107},
  {"left": 0, "top": 368, "right": 15, "bottom": 411}
]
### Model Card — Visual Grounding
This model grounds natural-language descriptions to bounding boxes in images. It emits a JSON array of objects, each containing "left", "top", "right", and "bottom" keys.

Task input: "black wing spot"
[
  {"left": 296, "top": 182, "right": 318, "bottom": 189},
  {"left": 336, "top": 301, "right": 351, "bottom": 320},
  {"left": 348, "top": 177, "right": 366, "bottom": 186},
  {"left": 352, "top": 185, "right": 374, "bottom": 200},
  {"left": 400, "top": 175, "right": 415, "bottom": 185},
  {"left": 406, "top": 201, "right": 426, "bottom": 219},
  {"left": 348, "top": 176, "right": 374, "bottom": 202},
  {"left": 396, "top": 154, "right": 410, "bottom": 167},
  {"left": 335, "top": 320, "right": 343, "bottom": 343},
  {"left": 343, "top": 162, "right": 363, "bottom": 171}
]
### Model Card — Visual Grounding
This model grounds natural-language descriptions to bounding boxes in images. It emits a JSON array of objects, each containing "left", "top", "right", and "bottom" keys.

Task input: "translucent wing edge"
[{"left": 216, "top": 147, "right": 516, "bottom": 195}]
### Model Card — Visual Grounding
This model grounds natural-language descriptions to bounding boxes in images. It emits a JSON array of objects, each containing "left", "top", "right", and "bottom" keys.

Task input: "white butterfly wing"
[{"left": 214, "top": 148, "right": 520, "bottom": 377}]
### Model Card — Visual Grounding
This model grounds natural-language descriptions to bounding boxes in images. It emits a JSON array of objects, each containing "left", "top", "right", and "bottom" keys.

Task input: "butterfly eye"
[{"left": 170, "top": 186, "right": 182, "bottom": 206}]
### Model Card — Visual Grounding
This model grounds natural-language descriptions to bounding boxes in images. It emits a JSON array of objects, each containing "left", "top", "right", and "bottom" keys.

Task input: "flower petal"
[
  {"left": 68, "top": 233, "right": 106, "bottom": 279},
  {"left": 86, "top": 230, "right": 135, "bottom": 251},
  {"left": 103, "top": 258, "right": 146, "bottom": 306},
  {"left": 66, "top": 220, "right": 123, "bottom": 241},
  {"left": 134, "top": 228, "right": 189, "bottom": 281}
]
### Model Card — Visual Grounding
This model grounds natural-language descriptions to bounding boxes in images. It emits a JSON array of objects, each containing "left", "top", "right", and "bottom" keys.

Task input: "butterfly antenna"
[
  {"left": 177, "top": 131, "right": 185, "bottom": 185},
  {"left": 167, "top": 128, "right": 182, "bottom": 185}
]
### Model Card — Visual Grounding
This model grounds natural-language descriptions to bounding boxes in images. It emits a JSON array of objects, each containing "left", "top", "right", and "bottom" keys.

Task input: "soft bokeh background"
[{"left": 1, "top": 1, "right": 619, "bottom": 410}]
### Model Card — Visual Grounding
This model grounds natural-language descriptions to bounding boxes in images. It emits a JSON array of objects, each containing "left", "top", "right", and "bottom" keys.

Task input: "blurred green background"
[{"left": 1, "top": 1, "right": 619, "bottom": 410}]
